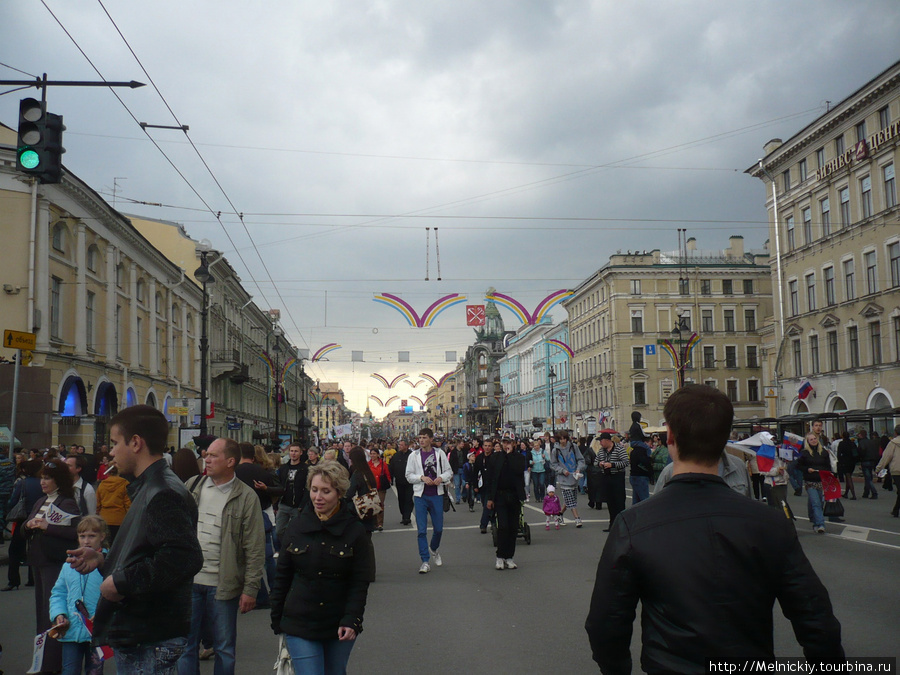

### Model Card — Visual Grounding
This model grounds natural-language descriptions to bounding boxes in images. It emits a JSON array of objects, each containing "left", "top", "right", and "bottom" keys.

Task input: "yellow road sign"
[
  {"left": 4, "top": 329, "right": 36, "bottom": 351},
  {"left": 169, "top": 406, "right": 189, "bottom": 416}
]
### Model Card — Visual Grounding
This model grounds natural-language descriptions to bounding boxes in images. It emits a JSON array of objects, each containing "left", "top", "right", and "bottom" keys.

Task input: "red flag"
[{"left": 820, "top": 471, "right": 841, "bottom": 501}]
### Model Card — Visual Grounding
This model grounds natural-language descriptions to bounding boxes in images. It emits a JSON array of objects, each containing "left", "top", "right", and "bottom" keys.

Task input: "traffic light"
[{"left": 16, "top": 98, "right": 65, "bottom": 184}]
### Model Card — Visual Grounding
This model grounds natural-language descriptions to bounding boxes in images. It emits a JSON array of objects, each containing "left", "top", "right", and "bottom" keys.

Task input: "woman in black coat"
[
  {"left": 837, "top": 431, "right": 858, "bottom": 500},
  {"left": 24, "top": 460, "right": 80, "bottom": 674},
  {"left": 347, "top": 446, "right": 378, "bottom": 535},
  {"left": 270, "top": 460, "right": 375, "bottom": 674}
]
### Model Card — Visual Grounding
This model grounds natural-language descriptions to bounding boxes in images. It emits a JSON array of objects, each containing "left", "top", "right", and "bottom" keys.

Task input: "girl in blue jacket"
[{"left": 50, "top": 515, "right": 108, "bottom": 675}]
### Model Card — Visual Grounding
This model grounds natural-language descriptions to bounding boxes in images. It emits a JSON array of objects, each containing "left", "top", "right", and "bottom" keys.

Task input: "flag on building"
[{"left": 798, "top": 381, "right": 814, "bottom": 400}]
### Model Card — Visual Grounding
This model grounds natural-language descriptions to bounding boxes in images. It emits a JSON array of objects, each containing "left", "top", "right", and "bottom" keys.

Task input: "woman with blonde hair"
[{"left": 796, "top": 432, "right": 831, "bottom": 533}]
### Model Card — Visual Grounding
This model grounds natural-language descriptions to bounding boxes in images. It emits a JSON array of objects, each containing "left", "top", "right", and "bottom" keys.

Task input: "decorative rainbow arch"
[
  {"left": 369, "top": 395, "right": 385, "bottom": 407},
  {"left": 409, "top": 396, "right": 425, "bottom": 407},
  {"left": 659, "top": 333, "right": 702, "bottom": 370},
  {"left": 370, "top": 373, "right": 407, "bottom": 389},
  {"left": 485, "top": 290, "right": 574, "bottom": 325},
  {"left": 312, "top": 343, "right": 341, "bottom": 362},
  {"left": 373, "top": 293, "right": 468, "bottom": 328},
  {"left": 403, "top": 379, "right": 424, "bottom": 388},
  {"left": 544, "top": 339, "right": 574, "bottom": 358},
  {"left": 419, "top": 373, "right": 439, "bottom": 388}
]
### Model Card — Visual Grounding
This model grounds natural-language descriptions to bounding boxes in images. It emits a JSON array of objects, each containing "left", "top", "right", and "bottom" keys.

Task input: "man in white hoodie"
[{"left": 405, "top": 428, "right": 453, "bottom": 574}]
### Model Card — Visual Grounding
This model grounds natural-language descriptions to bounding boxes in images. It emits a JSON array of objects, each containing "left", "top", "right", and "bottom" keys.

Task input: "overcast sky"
[{"left": 3, "top": 1, "right": 899, "bottom": 416}]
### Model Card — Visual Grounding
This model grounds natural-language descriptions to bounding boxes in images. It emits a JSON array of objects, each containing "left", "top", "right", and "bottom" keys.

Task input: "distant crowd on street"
[{"left": 3, "top": 385, "right": 900, "bottom": 673}]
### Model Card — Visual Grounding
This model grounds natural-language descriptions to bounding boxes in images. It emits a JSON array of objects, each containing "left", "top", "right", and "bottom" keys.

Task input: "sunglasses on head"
[{"left": 45, "top": 462, "right": 57, "bottom": 469}]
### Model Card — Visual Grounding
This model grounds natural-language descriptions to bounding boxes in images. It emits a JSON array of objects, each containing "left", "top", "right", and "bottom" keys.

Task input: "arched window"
[
  {"left": 186, "top": 314, "right": 194, "bottom": 335},
  {"left": 155, "top": 292, "right": 164, "bottom": 317},
  {"left": 87, "top": 245, "right": 100, "bottom": 273},
  {"left": 52, "top": 222, "right": 67, "bottom": 253},
  {"left": 116, "top": 263, "right": 124, "bottom": 288},
  {"left": 172, "top": 303, "right": 180, "bottom": 326},
  {"left": 136, "top": 279, "right": 145, "bottom": 304}
]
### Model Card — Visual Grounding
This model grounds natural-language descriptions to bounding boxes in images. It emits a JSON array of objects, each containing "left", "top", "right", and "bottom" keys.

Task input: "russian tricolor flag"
[
  {"left": 798, "top": 381, "right": 814, "bottom": 400},
  {"left": 756, "top": 444, "right": 777, "bottom": 473}
]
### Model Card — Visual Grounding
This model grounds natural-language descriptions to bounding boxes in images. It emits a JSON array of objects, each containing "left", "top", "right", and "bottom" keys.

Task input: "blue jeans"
[
  {"left": 275, "top": 504, "right": 300, "bottom": 550},
  {"left": 479, "top": 490, "right": 494, "bottom": 529},
  {"left": 787, "top": 461, "right": 803, "bottom": 492},
  {"left": 62, "top": 641, "right": 103, "bottom": 675},
  {"left": 177, "top": 584, "right": 239, "bottom": 675},
  {"left": 531, "top": 471, "right": 546, "bottom": 501},
  {"left": 454, "top": 470, "right": 464, "bottom": 502},
  {"left": 807, "top": 486, "right": 825, "bottom": 528},
  {"left": 630, "top": 475, "right": 650, "bottom": 505},
  {"left": 414, "top": 494, "right": 444, "bottom": 562},
  {"left": 284, "top": 634, "right": 355, "bottom": 675},
  {"left": 116, "top": 637, "right": 187, "bottom": 675},
  {"left": 861, "top": 462, "right": 878, "bottom": 496}
]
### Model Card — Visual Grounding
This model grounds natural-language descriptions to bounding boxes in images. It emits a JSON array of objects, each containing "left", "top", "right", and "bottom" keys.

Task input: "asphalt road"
[{"left": 2, "top": 483, "right": 899, "bottom": 674}]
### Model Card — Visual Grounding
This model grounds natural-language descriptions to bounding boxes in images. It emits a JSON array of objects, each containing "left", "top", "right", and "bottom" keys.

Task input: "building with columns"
[
  {"left": 0, "top": 123, "right": 202, "bottom": 449},
  {"left": 746, "top": 59, "right": 900, "bottom": 432}
]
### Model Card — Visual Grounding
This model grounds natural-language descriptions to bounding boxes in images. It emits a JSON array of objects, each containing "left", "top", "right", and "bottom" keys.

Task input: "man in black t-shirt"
[{"left": 275, "top": 443, "right": 307, "bottom": 544}]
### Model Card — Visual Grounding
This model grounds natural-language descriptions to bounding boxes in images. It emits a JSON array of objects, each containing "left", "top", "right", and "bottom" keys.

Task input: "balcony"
[
  {"left": 211, "top": 349, "right": 242, "bottom": 379},
  {"left": 229, "top": 364, "right": 250, "bottom": 384}
]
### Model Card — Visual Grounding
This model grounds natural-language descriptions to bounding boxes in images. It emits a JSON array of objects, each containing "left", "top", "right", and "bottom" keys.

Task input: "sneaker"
[
  {"left": 545, "top": 523, "right": 550, "bottom": 531},
  {"left": 575, "top": 518, "right": 583, "bottom": 528},
  {"left": 815, "top": 526, "right": 825, "bottom": 534},
  {"left": 558, "top": 517, "right": 567, "bottom": 526},
  {"left": 504, "top": 559, "right": 517, "bottom": 569},
  {"left": 480, "top": 527, "right": 487, "bottom": 534},
  {"left": 432, "top": 550, "right": 442, "bottom": 567},
  {"left": 495, "top": 557, "right": 505, "bottom": 570},
  {"left": 418, "top": 562, "right": 431, "bottom": 574},
  {"left": 469, "top": 506, "right": 475, "bottom": 512}
]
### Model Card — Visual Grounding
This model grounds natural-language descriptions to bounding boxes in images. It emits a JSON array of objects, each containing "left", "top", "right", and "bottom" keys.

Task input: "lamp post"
[
  {"left": 548, "top": 365, "right": 557, "bottom": 434},
  {"left": 672, "top": 308, "right": 691, "bottom": 388},
  {"left": 314, "top": 381, "right": 321, "bottom": 445},
  {"left": 271, "top": 324, "right": 284, "bottom": 451},
  {"left": 194, "top": 250, "right": 216, "bottom": 439}
]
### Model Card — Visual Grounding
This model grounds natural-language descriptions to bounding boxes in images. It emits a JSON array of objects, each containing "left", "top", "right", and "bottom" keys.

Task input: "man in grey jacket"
[{"left": 178, "top": 437, "right": 265, "bottom": 675}]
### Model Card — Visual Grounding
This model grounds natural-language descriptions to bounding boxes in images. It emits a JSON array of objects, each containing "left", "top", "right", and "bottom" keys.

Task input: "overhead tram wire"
[{"left": 93, "top": 0, "right": 326, "bottom": 382}]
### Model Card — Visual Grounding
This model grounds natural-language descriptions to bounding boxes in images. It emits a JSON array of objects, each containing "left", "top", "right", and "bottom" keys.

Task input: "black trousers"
[
  {"left": 598, "top": 472, "right": 626, "bottom": 526},
  {"left": 494, "top": 490, "right": 521, "bottom": 560},
  {"left": 7, "top": 524, "right": 32, "bottom": 586},
  {"left": 396, "top": 482, "right": 414, "bottom": 522}
]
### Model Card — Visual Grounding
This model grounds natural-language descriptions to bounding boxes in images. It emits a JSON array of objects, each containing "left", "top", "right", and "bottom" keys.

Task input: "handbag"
[
  {"left": 352, "top": 485, "right": 382, "bottom": 519},
  {"left": 7, "top": 493, "right": 27, "bottom": 523},
  {"left": 823, "top": 499, "right": 844, "bottom": 518},
  {"left": 273, "top": 634, "right": 292, "bottom": 675},
  {"left": 443, "top": 490, "right": 451, "bottom": 512}
]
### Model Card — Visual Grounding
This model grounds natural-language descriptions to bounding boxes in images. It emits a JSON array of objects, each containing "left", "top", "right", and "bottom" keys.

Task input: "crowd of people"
[{"left": 2, "top": 393, "right": 899, "bottom": 673}]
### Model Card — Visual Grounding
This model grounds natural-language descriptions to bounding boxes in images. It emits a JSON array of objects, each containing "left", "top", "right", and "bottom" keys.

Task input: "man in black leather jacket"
[
  {"left": 67, "top": 405, "right": 202, "bottom": 673},
  {"left": 585, "top": 385, "right": 842, "bottom": 674}
]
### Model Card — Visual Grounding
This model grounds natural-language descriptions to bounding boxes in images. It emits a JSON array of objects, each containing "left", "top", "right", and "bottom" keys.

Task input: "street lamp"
[
  {"left": 672, "top": 308, "right": 691, "bottom": 388},
  {"left": 548, "top": 366, "right": 557, "bottom": 434},
  {"left": 314, "top": 381, "right": 321, "bottom": 444},
  {"left": 194, "top": 250, "right": 216, "bottom": 439},
  {"left": 271, "top": 324, "right": 284, "bottom": 450}
]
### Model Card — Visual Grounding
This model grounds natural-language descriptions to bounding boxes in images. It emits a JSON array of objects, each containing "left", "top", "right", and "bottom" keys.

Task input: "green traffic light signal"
[{"left": 19, "top": 148, "right": 40, "bottom": 170}]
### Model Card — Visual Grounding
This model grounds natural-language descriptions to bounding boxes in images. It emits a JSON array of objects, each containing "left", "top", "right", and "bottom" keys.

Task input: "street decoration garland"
[
  {"left": 373, "top": 293, "right": 468, "bottom": 327},
  {"left": 658, "top": 333, "right": 701, "bottom": 370},
  {"left": 369, "top": 395, "right": 399, "bottom": 407},
  {"left": 311, "top": 343, "right": 342, "bottom": 361},
  {"left": 485, "top": 290, "right": 574, "bottom": 325},
  {"left": 544, "top": 339, "right": 574, "bottom": 358},
  {"left": 370, "top": 372, "right": 407, "bottom": 388}
]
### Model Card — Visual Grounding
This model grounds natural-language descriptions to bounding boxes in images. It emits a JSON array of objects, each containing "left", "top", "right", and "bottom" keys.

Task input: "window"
[
  {"left": 856, "top": 120, "right": 867, "bottom": 143},
  {"left": 156, "top": 328, "right": 162, "bottom": 371},
  {"left": 116, "top": 305, "right": 122, "bottom": 359},
  {"left": 827, "top": 331, "right": 838, "bottom": 371},
  {"left": 116, "top": 264, "right": 124, "bottom": 289},
  {"left": 743, "top": 279, "right": 753, "bottom": 295},
  {"left": 806, "top": 273, "right": 816, "bottom": 312},
  {"left": 723, "top": 309, "right": 735, "bottom": 332},
  {"left": 885, "top": 164, "right": 897, "bottom": 208},
  {"left": 703, "top": 345, "right": 715, "bottom": 369},
  {"left": 871, "top": 322, "right": 882, "bottom": 365},
  {"left": 848, "top": 326, "right": 859, "bottom": 368},
  {"left": 630, "top": 279, "right": 641, "bottom": 295},
  {"left": 890, "top": 242, "right": 900, "bottom": 288},
  {"left": 678, "top": 310, "right": 692, "bottom": 331},
  {"left": 810, "top": 335, "right": 820, "bottom": 373},
  {"left": 701, "top": 309, "right": 714, "bottom": 333},
  {"left": 679, "top": 278, "right": 689, "bottom": 295},
  {"left": 632, "top": 347, "right": 645, "bottom": 369},
  {"left": 633, "top": 382, "right": 646, "bottom": 405},
  {"left": 746, "top": 345, "right": 759, "bottom": 369},
  {"left": 802, "top": 207, "right": 812, "bottom": 243},
  {"left": 630, "top": 311, "right": 643, "bottom": 334},
  {"left": 786, "top": 216, "right": 795, "bottom": 250},
  {"left": 87, "top": 246, "right": 98, "bottom": 273},
  {"left": 839, "top": 187, "right": 850, "bottom": 227},
  {"left": 792, "top": 339, "right": 802, "bottom": 376},
  {"left": 155, "top": 292, "right": 164, "bottom": 316},
  {"left": 816, "top": 146, "right": 826, "bottom": 169},
  {"left": 726, "top": 380, "right": 738, "bottom": 402},
  {"left": 835, "top": 135, "right": 845, "bottom": 156},
  {"left": 704, "top": 379, "right": 717, "bottom": 389},
  {"left": 799, "top": 158, "right": 807, "bottom": 183},
  {"left": 136, "top": 317, "right": 143, "bottom": 366},
  {"left": 50, "top": 276, "right": 61, "bottom": 339},
  {"left": 744, "top": 309, "right": 756, "bottom": 331},
  {"left": 725, "top": 345, "right": 737, "bottom": 368},
  {"left": 865, "top": 250, "right": 877, "bottom": 294},
  {"left": 136, "top": 280, "right": 145, "bottom": 304},
  {"left": 700, "top": 279, "right": 711, "bottom": 295},
  {"left": 894, "top": 317, "right": 900, "bottom": 362},
  {"left": 748, "top": 380, "right": 759, "bottom": 402},
  {"left": 860, "top": 175, "right": 872, "bottom": 218},
  {"left": 722, "top": 279, "right": 733, "bottom": 295},
  {"left": 52, "top": 223, "right": 66, "bottom": 253},
  {"left": 789, "top": 280, "right": 799, "bottom": 316},
  {"left": 782, "top": 169, "right": 791, "bottom": 193},
  {"left": 824, "top": 267, "right": 835, "bottom": 306},
  {"left": 843, "top": 258, "right": 856, "bottom": 300},
  {"left": 86, "top": 292, "right": 94, "bottom": 349},
  {"left": 820, "top": 197, "right": 831, "bottom": 236}
]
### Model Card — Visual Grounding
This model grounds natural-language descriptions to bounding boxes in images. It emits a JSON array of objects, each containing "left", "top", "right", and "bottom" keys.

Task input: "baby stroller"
[{"left": 490, "top": 501, "right": 531, "bottom": 546}]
